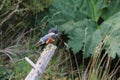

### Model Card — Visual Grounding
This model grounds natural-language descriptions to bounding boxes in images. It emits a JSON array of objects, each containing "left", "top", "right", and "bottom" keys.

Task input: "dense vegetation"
[{"left": 0, "top": 0, "right": 120, "bottom": 80}]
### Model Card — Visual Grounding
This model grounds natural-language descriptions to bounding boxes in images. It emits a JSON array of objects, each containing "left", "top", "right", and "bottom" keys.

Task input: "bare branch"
[
  {"left": 25, "top": 44, "right": 57, "bottom": 80},
  {"left": 25, "top": 57, "right": 36, "bottom": 69}
]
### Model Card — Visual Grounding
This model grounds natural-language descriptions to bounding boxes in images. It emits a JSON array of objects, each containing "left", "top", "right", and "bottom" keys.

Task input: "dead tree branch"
[{"left": 25, "top": 44, "right": 57, "bottom": 80}]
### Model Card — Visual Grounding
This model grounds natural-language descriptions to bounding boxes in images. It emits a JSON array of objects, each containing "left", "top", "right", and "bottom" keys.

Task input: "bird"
[{"left": 35, "top": 28, "right": 58, "bottom": 46}]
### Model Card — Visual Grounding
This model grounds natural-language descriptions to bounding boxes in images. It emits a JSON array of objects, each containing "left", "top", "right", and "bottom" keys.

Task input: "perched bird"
[{"left": 35, "top": 28, "right": 58, "bottom": 46}]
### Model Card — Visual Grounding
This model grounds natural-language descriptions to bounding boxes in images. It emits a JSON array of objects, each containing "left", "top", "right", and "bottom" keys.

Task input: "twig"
[{"left": 25, "top": 57, "right": 36, "bottom": 69}]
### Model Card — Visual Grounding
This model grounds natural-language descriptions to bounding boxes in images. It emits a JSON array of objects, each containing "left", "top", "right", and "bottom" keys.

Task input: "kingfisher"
[{"left": 35, "top": 28, "right": 58, "bottom": 46}]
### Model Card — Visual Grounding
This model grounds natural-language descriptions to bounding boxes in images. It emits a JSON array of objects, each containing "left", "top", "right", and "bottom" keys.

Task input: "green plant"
[
  {"left": 44, "top": 0, "right": 120, "bottom": 58},
  {"left": 0, "top": 0, "right": 120, "bottom": 80},
  {"left": 0, "top": 0, "right": 54, "bottom": 48},
  {"left": 14, "top": 60, "right": 31, "bottom": 80},
  {"left": 79, "top": 36, "right": 120, "bottom": 80},
  {"left": 0, "top": 66, "right": 14, "bottom": 80}
]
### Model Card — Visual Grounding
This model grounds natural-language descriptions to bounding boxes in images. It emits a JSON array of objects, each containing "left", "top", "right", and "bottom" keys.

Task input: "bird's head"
[{"left": 48, "top": 28, "right": 58, "bottom": 34}]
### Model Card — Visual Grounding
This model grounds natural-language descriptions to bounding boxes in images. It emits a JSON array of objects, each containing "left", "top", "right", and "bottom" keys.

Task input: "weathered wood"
[
  {"left": 25, "top": 57, "right": 36, "bottom": 69},
  {"left": 25, "top": 44, "right": 57, "bottom": 80}
]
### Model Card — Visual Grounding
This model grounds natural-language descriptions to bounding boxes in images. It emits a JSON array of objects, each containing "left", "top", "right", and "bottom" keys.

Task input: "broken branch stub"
[{"left": 25, "top": 44, "right": 57, "bottom": 80}]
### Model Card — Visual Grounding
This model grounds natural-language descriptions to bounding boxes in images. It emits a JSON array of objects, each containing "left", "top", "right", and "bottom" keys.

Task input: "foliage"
[
  {"left": 0, "top": 0, "right": 53, "bottom": 79},
  {"left": 45, "top": 0, "right": 120, "bottom": 58},
  {"left": 23, "top": 0, "right": 53, "bottom": 12},
  {"left": 100, "top": 12, "right": 120, "bottom": 58},
  {"left": 0, "top": 0, "right": 54, "bottom": 48},
  {"left": 0, "top": 67, "right": 14, "bottom": 80},
  {"left": 14, "top": 60, "right": 31, "bottom": 79},
  {"left": 0, "top": 0, "right": 120, "bottom": 80},
  {"left": 102, "top": 0, "right": 120, "bottom": 20}
]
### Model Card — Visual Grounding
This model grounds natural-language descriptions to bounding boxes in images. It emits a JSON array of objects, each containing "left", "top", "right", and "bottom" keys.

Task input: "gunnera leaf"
[{"left": 100, "top": 11, "right": 120, "bottom": 58}]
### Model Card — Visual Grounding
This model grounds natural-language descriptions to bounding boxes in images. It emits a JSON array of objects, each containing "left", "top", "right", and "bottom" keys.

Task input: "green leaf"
[
  {"left": 68, "top": 27, "right": 84, "bottom": 53},
  {"left": 100, "top": 12, "right": 120, "bottom": 58},
  {"left": 85, "top": 29, "right": 103, "bottom": 57},
  {"left": 50, "top": 0, "right": 107, "bottom": 22},
  {"left": 47, "top": 0, "right": 120, "bottom": 58},
  {"left": 102, "top": 0, "right": 120, "bottom": 20},
  {"left": 59, "top": 19, "right": 98, "bottom": 56}
]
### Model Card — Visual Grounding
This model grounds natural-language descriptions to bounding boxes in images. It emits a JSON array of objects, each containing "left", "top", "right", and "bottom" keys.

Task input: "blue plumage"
[{"left": 35, "top": 28, "right": 58, "bottom": 46}]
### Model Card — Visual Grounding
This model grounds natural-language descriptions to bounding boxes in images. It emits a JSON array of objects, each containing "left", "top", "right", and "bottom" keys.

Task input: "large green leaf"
[
  {"left": 102, "top": 0, "right": 120, "bottom": 20},
  {"left": 47, "top": 0, "right": 120, "bottom": 58},
  {"left": 58, "top": 19, "right": 100, "bottom": 57},
  {"left": 100, "top": 12, "right": 120, "bottom": 58},
  {"left": 49, "top": 0, "right": 107, "bottom": 24},
  {"left": 85, "top": 29, "right": 103, "bottom": 57}
]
